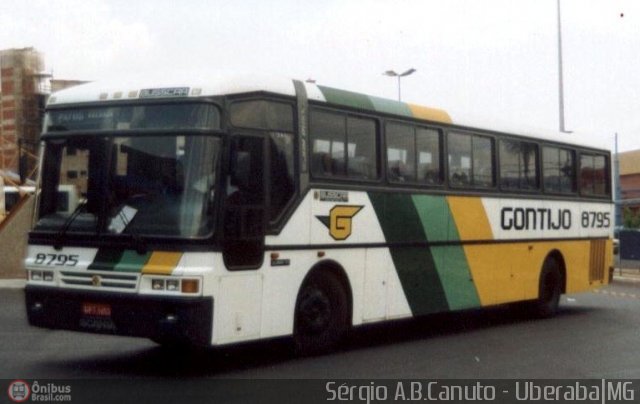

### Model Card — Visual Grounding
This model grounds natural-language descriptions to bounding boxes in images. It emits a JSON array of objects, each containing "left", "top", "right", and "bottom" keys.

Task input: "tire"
[
  {"left": 532, "top": 257, "right": 562, "bottom": 318},
  {"left": 293, "top": 271, "right": 349, "bottom": 356}
]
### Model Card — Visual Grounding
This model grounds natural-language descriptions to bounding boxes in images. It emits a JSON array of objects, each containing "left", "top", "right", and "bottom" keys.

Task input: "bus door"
[
  {"left": 223, "top": 134, "right": 267, "bottom": 269},
  {"left": 218, "top": 134, "right": 267, "bottom": 342}
]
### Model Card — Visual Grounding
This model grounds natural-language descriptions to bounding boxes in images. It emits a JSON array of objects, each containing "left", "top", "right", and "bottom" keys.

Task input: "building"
[
  {"left": 618, "top": 149, "right": 640, "bottom": 214},
  {"left": 0, "top": 47, "right": 88, "bottom": 184},
  {"left": 0, "top": 47, "right": 49, "bottom": 181},
  {"left": 0, "top": 48, "right": 88, "bottom": 277}
]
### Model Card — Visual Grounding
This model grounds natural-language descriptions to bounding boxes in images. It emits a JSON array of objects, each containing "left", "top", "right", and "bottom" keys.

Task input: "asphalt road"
[{"left": 2, "top": 279, "right": 640, "bottom": 380}]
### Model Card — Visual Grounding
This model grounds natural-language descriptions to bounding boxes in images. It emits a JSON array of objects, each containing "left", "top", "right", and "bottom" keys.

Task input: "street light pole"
[
  {"left": 383, "top": 68, "right": 416, "bottom": 101},
  {"left": 557, "top": 0, "right": 571, "bottom": 133}
]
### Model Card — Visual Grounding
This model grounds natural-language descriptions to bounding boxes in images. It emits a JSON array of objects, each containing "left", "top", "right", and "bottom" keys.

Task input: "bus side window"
[
  {"left": 310, "top": 109, "right": 346, "bottom": 177},
  {"left": 269, "top": 132, "right": 295, "bottom": 223},
  {"left": 230, "top": 100, "right": 294, "bottom": 132},
  {"left": 386, "top": 122, "right": 415, "bottom": 183},
  {"left": 499, "top": 139, "right": 539, "bottom": 190},
  {"left": 310, "top": 108, "right": 379, "bottom": 180},
  {"left": 416, "top": 127, "right": 442, "bottom": 185},
  {"left": 543, "top": 146, "right": 576, "bottom": 194},
  {"left": 448, "top": 132, "right": 472, "bottom": 186},
  {"left": 386, "top": 123, "right": 442, "bottom": 185},
  {"left": 580, "top": 153, "right": 609, "bottom": 196},
  {"left": 448, "top": 132, "right": 495, "bottom": 188},
  {"left": 311, "top": 150, "right": 332, "bottom": 176},
  {"left": 346, "top": 116, "right": 378, "bottom": 179}
]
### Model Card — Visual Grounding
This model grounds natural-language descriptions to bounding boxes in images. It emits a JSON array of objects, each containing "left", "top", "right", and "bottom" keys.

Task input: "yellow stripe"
[
  {"left": 445, "top": 195, "right": 606, "bottom": 305},
  {"left": 407, "top": 104, "right": 452, "bottom": 124},
  {"left": 141, "top": 251, "right": 182, "bottom": 275},
  {"left": 446, "top": 196, "right": 493, "bottom": 241},
  {"left": 447, "top": 196, "right": 500, "bottom": 305},
  {"left": 460, "top": 240, "right": 598, "bottom": 306}
]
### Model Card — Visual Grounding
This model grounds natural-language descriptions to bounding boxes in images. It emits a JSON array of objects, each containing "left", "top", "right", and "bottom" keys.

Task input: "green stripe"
[
  {"left": 411, "top": 195, "right": 448, "bottom": 242},
  {"left": 88, "top": 249, "right": 123, "bottom": 271},
  {"left": 114, "top": 250, "right": 152, "bottom": 273},
  {"left": 369, "top": 96, "right": 412, "bottom": 117},
  {"left": 318, "top": 86, "right": 375, "bottom": 110},
  {"left": 318, "top": 85, "right": 414, "bottom": 117},
  {"left": 412, "top": 195, "right": 481, "bottom": 310},
  {"left": 369, "top": 192, "right": 449, "bottom": 315}
]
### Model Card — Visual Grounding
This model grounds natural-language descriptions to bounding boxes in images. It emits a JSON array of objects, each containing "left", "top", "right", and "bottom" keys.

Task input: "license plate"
[{"left": 82, "top": 302, "right": 112, "bottom": 317}]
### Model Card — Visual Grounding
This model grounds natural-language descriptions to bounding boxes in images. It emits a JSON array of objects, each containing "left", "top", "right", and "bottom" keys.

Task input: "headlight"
[
  {"left": 166, "top": 279, "right": 180, "bottom": 291},
  {"left": 142, "top": 276, "right": 201, "bottom": 295},
  {"left": 29, "top": 270, "right": 54, "bottom": 282},
  {"left": 151, "top": 279, "right": 165, "bottom": 290}
]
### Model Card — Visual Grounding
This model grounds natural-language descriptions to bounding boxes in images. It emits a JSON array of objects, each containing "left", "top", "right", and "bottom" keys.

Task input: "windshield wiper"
[{"left": 54, "top": 199, "right": 89, "bottom": 250}]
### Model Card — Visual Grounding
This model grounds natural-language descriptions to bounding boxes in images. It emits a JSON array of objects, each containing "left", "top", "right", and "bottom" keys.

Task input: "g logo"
[{"left": 316, "top": 205, "right": 363, "bottom": 241}]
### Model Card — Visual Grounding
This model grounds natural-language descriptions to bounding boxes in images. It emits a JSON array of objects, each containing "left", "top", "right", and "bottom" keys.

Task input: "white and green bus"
[{"left": 25, "top": 77, "right": 613, "bottom": 353}]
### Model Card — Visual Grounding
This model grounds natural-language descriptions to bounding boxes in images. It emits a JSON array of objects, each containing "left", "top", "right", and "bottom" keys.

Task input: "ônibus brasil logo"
[{"left": 7, "top": 380, "right": 30, "bottom": 403}]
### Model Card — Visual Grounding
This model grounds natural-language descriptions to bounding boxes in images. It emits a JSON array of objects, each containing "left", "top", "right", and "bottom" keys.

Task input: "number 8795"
[{"left": 34, "top": 253, "right": 79, "bottom": 266}]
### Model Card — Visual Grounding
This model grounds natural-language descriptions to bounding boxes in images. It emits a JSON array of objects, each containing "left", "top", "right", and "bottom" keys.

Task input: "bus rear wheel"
[
  {"left": 293, "top": 271, "right": 349, "bottom": 356},
  {"left": 532, "top": 257, "right": 562, "bottom": 318}
]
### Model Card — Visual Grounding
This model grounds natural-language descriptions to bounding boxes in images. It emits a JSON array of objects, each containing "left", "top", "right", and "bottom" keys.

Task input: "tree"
[{"left": 623, "top": 207, "right": 640, "bottom": 229}]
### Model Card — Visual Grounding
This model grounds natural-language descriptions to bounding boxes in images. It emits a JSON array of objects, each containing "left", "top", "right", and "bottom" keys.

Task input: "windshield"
[{"left": 35, "top": 134, "right": 221, "bottom": 238}]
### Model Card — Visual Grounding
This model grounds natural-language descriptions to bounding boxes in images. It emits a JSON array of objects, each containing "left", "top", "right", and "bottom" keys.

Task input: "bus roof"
[{"left": 47, "top": 75, "right": 610, "bottom": 152}]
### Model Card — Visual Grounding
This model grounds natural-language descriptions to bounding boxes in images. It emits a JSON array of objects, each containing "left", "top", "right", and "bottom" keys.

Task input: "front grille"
[
  {"left": 60, "top": 271, "right": 138, "bottom": 291},
  {"left": 589, "top": 240, "right": 606, "bottom": 282}
]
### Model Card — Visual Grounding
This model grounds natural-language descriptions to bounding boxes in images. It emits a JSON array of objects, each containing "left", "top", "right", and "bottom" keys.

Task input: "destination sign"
[{"left": 139, "top": 87, "right": 190, "bottom": 98}]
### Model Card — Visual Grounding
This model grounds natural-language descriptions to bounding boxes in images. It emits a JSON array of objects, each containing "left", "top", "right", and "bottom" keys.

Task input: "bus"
[{"left": 25, "top": 77, "right": 613, "bottom": 354}]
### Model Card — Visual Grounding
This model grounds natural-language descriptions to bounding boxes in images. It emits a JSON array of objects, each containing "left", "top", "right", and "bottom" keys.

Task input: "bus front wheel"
[
  {"left": 532, "top": 257, "right": 562, "bottom": 318},
  {"left": 293, "top": 271, "right": 349, "bottom": 355}
]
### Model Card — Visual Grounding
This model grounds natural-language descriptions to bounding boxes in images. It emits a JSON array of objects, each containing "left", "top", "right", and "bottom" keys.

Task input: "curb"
[
  {"left": 0, "top": 279, "right": 26, "bottom": 289},
  {"left": 613, "top": 274, "right": 640, "bottom": 283}
]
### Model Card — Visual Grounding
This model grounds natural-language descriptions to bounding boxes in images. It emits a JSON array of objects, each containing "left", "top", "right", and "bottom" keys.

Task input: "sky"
[{"left": 2, "top": 0, "right": 640, "bottom": 151}]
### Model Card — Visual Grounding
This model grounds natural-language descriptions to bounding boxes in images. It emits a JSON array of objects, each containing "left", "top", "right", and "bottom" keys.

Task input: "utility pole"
[{"left": 557, "top": 0, "right": 571, "bottom": 133}]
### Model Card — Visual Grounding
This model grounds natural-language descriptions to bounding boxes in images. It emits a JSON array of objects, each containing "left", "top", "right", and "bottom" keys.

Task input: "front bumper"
[{"left": 25, "top": 285, "right": 213, "bottom": 346}]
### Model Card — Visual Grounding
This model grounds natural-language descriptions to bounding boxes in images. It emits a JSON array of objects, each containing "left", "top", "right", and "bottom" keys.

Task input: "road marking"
[{"left": 594, "top": 289, "right": 640, "bottom": 300}]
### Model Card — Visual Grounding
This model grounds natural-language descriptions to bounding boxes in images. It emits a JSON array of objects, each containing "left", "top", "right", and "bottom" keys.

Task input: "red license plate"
[{"left": 82, "top": 302, "right": 112, "bottom": 317}]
